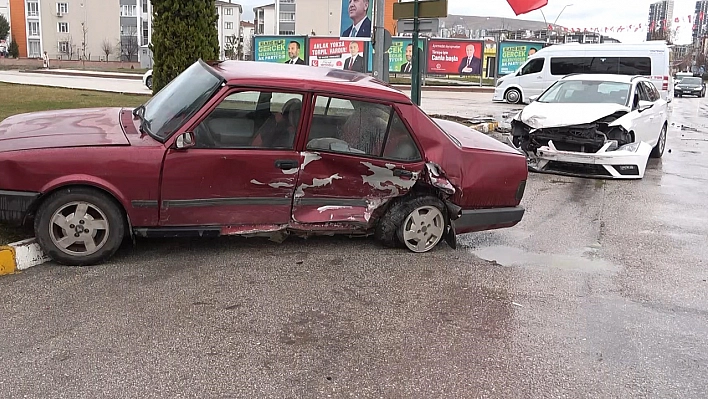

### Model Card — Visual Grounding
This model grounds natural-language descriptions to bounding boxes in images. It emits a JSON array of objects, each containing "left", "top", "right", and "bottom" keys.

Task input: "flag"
[{"left": 506, "top": 0, "right": 548, "bottom": 16}]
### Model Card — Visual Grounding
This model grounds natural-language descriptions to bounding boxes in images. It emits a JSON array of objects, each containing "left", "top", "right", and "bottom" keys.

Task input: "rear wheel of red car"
[
  {"left": 34, "top": 187, "right": 126, "bottom": 266},
  {"left": 375, "top": 195, "right": 447, "bottom": 253}
]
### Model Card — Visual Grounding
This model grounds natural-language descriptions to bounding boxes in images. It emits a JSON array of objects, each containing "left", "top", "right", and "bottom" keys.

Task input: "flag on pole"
[{"left": 506, "top": 0, "right": 549, "bottom": 16}]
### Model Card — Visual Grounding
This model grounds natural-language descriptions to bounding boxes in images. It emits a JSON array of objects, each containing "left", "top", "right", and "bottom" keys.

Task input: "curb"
[
  {"left": 20, "top": 69, "right": 144, "bottom": 80},
  {"left": 0, "top": 238, "right": 50, "bottom": 276},
  {"left": 470, "top": 121, "right": 499, "bottom": 133},
  {"left": 392, "top": 84, "right": 494, "bottom": 93}
]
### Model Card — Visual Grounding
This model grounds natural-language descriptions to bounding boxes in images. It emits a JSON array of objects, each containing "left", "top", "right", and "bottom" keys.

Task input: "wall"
[
  {"left": 0, "top": 57, "right": 140, "bottom": 68},
  {"left": 263, "top": 6, "right": 276, "bottom": 35},
  {"left": 41, "top": 0, "right": 121, "bottom": 61},
  {"left": 294, "top": 0, "right": 340, "bottom": 36},
  {"left": 9, "top": 0, "right": 26, "bottom": 57}
]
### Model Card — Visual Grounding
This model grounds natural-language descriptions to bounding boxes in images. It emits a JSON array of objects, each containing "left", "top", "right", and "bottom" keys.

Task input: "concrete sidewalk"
[{"left": 21, "top": 68, "right": 144, "bottom": 80}]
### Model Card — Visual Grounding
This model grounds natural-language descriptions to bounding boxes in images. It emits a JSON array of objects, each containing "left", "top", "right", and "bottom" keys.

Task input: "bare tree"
[
  {"left": 101, "top": 38, "right": 113, "bottom": 61},
  {"left": 59, "top": 35, "right": 77, "bottom": 60},
  {"left": 80, "top": 22, "right": 88, "bottom": 64},
  {"left": 224, "top": 34, "right": 241, "bottom": 60},
  {"left": 120, "top": 36, "right": 139, "bottom": 62}
]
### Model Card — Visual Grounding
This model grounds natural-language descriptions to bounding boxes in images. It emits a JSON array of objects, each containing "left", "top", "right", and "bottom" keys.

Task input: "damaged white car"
[{"left": 510, "top": 74, "right": 668, "bottom": 179}]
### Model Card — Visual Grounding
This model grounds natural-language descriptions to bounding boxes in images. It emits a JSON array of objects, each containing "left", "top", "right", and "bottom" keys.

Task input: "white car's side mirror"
[{"left": 637, "top": 100, "right": 654, "bottom": 112}]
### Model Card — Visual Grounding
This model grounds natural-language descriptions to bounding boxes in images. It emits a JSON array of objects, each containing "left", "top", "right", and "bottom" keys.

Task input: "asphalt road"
[{"left": 0, "top": 74, "right": 707, "bottom": 398}]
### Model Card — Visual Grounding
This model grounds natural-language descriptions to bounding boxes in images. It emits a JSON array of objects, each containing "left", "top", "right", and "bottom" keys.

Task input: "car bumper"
[
  {"left": 492, "top": 87, "right": 506, "bottom": 102},
  {"left": 454, "top": 206, "right": 525, "bottom": 234},
  {"left": 529, "top": 140, "right": 653, "bottom": 179},
  {"left": 0, "top": 189, "right": 40, "bottom": 226},
  {"left": 675, "top": 89, "right": 702, "bottom": 95}
]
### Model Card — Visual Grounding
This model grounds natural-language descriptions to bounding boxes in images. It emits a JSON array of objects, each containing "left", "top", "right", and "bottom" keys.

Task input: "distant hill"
[{"left": 440, "top": 14, "right": 557, "bottom": 32}]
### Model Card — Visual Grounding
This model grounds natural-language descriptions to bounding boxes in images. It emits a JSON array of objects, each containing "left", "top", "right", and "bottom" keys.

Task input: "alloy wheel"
[
  {"left": 49, "top": 201, "right": 110, "bottom": 257},
  {"left": 401, "top": 205, "right": 445, "bottom": 253}
]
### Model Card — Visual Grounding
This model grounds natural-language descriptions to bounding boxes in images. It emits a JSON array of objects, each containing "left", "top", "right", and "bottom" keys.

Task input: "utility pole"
[
  {"left": 373, "top": 0, "right": 386, "bottom": 80},
  {"left": 411, "top": 0, "right": 421, "bottom": 105}
]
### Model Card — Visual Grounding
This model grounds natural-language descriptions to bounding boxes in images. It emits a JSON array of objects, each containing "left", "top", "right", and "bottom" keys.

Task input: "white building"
[
  {"left": 216, "top": 0, "right": 241, "bottom": 60},
  {"left": 241, "top": 20, "right": 254, "bottom": 60},
  {"left": 254, "top": 3, "right": 276, "bottom": 35},
  {"left": 294, "top": 0, "right": 341, "bottom": 36}
]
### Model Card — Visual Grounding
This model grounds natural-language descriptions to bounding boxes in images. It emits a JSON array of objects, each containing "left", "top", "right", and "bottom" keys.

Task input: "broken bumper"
[
  {"left": 454, "top": 206, "right": 525, "bottom": 234},
  {"left": 529, "top": 140, "right": 653, "bottom": 179},
  {"left": 0, "top": 189, "right": 39, "bottom": 226}
]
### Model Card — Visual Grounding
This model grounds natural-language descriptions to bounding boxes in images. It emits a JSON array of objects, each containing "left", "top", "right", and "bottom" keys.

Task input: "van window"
[
  {"left": 520, "top": 58, "right": 544, "bottom": 75},
  {"left": 551, "top": 56, "right": 652, "bottom": 76}
]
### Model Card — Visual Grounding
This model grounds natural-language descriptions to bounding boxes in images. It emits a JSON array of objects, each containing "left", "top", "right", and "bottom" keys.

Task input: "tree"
[
  {"left": 101, "top": 38, "right": 114, "bottom": 61},
  {"left": 8, "top": 36, "right": 19, "bottom": 58},
  {"left": 0, "top": 14, "right": 9, "bottom": 41},
  {"left": 120, "top": 36, "right": 139, "bottom": 62},
  {"left": 150, "top": 0, "right": 219, "bottom": 93},
  {"left": 224, "top": 34, "right": 241, "bottom": 60}
]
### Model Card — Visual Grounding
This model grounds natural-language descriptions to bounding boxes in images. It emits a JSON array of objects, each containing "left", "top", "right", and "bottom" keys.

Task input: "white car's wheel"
[
  {"left": 146, "top": 76, "right": 152, "bottom": 90},
  {"left": 650, "top": 124, "right": 667, "bottom": 159},
  {"left": 505, "top": 88, "right": 522, "bottom": 104}
]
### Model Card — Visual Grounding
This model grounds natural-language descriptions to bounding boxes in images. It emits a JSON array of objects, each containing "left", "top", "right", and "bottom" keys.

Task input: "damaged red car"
[{"left": 0, "top": 60, "right": 528, "bottom": 266}]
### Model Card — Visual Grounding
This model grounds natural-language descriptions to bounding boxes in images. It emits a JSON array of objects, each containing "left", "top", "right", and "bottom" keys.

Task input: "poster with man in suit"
[
  {"left": 343, "top": 42, "right": 365, "bottom": 72},
  {"left": 341, "top": 0, "right": 372, "bottom": 38},
  {"left": 458, "top": 44, "right": 482, "bottom": 75},
  {"left": 284, "top": 41, "right": 305, "bottom": 64}
]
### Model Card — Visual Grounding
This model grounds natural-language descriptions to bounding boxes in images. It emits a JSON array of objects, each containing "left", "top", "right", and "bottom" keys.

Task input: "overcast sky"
[{"left": 240, "top": 0, "right": 697, "bottom": 44}]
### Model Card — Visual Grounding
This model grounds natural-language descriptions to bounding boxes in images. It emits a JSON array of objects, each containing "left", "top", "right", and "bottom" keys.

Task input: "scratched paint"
[
  {"left": 360, "top": 162, "right": 418, "bottom": 197},
  {"left": 269, "top": 182, "right": 294, "bottom": 189},
  {"left": 364, "top": 198, "right": 388, "bottom": 222},
  {"left": 316, "top": 205, "right": 354, "bottom": 213},
  {"left": 295, "top": 173, "right": 343, "bottom": 197},
  {"left": 251, "top": 179, "right": 265, "bottom": 185},
  {"left": 301, "top": 152, "right": 322, "bottom": 170},
  {"left": 282, "top": 168, "right": 299, "bottom": 175}
]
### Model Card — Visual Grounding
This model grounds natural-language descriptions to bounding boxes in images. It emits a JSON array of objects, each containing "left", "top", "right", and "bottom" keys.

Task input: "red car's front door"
[
  {"left": 159, "top": 89, "right": 307, "bottom": 228},
  {"left": 292, "top": 95, "right": 425, "bottom": 225}
]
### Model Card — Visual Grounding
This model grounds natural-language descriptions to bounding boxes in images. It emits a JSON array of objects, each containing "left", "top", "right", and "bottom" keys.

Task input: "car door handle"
[
  {"left": 275, "top": 159, "right": 299, "bottom": 170},
  {"left": 393, "top": 168, "right": 413, "bottom": 178}
]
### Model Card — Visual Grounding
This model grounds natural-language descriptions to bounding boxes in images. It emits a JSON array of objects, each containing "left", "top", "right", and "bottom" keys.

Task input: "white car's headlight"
[{"left": 618, "top": 142, "right": 641, "bottom": 152}]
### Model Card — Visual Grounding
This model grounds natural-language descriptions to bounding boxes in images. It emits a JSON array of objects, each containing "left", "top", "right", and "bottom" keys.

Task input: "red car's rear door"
[
  {"left": 292, "top": 95, "right": 425, "bottom": 225},
  {"left": 159, "top": 89, "right": 307, "bottom": 228}
]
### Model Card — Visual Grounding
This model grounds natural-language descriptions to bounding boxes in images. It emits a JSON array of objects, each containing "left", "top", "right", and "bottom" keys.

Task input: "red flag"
[{"left": 506, "top": 0, "right": 548, "bottom": 15}]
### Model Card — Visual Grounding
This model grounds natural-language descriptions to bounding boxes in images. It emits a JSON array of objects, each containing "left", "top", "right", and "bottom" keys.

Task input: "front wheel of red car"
[
  {"left": 34, "top": 187, "right": 126, "bottom": 266},
  {"left": 375, "top": 195, "right": 447, "bottom": 253}
]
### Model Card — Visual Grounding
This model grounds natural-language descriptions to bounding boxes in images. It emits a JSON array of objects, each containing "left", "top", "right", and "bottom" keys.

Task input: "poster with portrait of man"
[{"left": 340, "top": 0, "right": 372, "bottom": 39}]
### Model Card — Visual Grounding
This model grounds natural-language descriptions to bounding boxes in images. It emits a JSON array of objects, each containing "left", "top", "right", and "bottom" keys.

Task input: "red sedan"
[{"left": 0, "top": 60, "right": 528, "bottom": 266}]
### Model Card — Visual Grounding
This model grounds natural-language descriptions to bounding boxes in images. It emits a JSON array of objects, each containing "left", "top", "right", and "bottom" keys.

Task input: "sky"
[{"left": 240, "top": 0, "right": 698, "bottom": 44}]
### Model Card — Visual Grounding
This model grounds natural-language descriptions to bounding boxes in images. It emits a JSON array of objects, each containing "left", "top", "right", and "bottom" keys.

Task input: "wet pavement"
[{"left": 1, "top": 80, "right": 707, "bottom": 397}]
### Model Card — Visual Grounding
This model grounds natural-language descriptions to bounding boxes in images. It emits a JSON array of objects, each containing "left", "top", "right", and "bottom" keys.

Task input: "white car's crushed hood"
[{"left": 517, "top": 102, "right": 630, "bottom": 129}]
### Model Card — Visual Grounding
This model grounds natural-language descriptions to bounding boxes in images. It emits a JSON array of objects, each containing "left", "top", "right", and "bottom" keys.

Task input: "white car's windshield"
[
  {"left": 141, "top": 61, "right": 223, "bottom": 141},
  {"left": 537, "top": 80, "right": 631, "bottom": 106}
]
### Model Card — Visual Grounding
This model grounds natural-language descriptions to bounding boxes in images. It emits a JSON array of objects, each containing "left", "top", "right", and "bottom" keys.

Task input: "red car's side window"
[{"left": 306, "top": 96, "right": 421, "bottom": 162}]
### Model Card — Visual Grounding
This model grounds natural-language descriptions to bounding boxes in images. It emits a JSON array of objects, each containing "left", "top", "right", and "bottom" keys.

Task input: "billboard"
[
  {"left": 497, "top": 41, "right": 544, "bottom": 76},
  {"left": 340, "top": 0, "right": 373, "bottom": 39},
  {"left": 365, "top": 37, "right": 426, "bottom": 73},
  {"left": 253, "top": 36, "right": 307, "bottom": 64},
  {"left": 308, "top": 37, "right": 369, "bottom": 72},
  {"left": 426, "top": 39, "right": 484, "bottom": 75}
]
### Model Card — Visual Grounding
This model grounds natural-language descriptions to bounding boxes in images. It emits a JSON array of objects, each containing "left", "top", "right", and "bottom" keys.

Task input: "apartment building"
[
  {"left": 216, "top": 0, "right": 241, "bottom": 60},
  {"left": 241, "top": 20, "right": 254, "bottom": 60},
  {"left": 694, "top": 0, "right": 708, "bottom": 45},
  {"left": 647, "top": 0, "right": 675, "bottom": 41},
  {"left": 254, "top": 3, "right": 275, "bottom": 35}
]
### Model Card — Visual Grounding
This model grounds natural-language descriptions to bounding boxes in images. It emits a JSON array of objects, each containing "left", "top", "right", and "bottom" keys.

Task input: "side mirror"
[
  {"left": 529, "top": 95, "right": 538, "bottom": 102},
  {"left": 175, "top": 132, "right": 196, "bottom": 149},
  {"left": 637, "top": 100, "right": 654, "bottom": 112}
]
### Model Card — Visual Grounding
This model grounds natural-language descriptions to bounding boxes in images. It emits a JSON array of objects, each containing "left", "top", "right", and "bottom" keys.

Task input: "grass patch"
[
  {"left": 0, "top": 83, "right": 148, "bottom": 243},
  {"left": 0, "top": 82, "right": 148, "bottom": 121}
]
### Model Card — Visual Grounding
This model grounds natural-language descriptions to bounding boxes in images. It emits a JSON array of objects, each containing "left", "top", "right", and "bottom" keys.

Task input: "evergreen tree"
[
  {"left": 8, "top": 37, "right": 19, "bottom": 58},
  {"left": 0, "top": 14, "right": 10, "bottom": 42},
  {"left": 149, "top": 0, "right": 220, "bottom": 93}
]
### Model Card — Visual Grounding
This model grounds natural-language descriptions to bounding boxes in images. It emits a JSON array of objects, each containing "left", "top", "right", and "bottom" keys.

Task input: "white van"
[{"left": 493, "top": 41, "right": 673, "bottom": 104}]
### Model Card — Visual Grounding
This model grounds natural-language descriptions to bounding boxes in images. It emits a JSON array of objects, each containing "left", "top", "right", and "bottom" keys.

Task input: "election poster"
[
  {"left": 497, "top": 40, "right": 544, "bottom": 76},
  {"left": 426, "top": 39, "right": 484, "bottom": 75},
  {"left": 365, "top": 38, "right": 426, "bottom": 73},
  {"left": 308, "top": 37, "right": 369, "bottom": 72},
  {"left": 340, "top": 0, "right": 373, "bottom": 39},
  {"left": 253, "top": 36, "right": 307, "bottom": 64}
]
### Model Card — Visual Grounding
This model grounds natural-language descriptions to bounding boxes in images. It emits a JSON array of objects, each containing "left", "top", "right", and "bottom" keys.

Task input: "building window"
[
  {"left": 121, "top": 25, "right": 138, "bottom": 36},
  {"left": 121, "top": 5, "right": 137, "bottom": 17},
  {"left": 26, "top": 2, "right": 39, "bottom": 17},
  {"left": 142, "top": 20, "right": 149, "bottom": 45},
  {"left": 57, "top": 2, "right": 68, "bottom": 14},
  {"left": 279, "top": 30, "right": 295, "bottom": 35},
  {"left": 29, "top": 40, "right": 41, "bottom": 57},
  {"left": 225, "top": 22, "right": 233, "bottom": 30},
  {"left": 225, "top": 7, "right": 233, "bottom": 16},
  {"left": 279, "top": 12, "right": 295, "bottom": 21},
  {"left": 28, "top": 22, "right": 40, "bottom": 37},
  {"left": 142, "top": 0, "right": 148, "bottom": 11},
  {"left": 58, "top": 22, "right": 69, "bottom": 33},
  {"left": 58, "top": 41, "right": 70, "bottom": 53}
]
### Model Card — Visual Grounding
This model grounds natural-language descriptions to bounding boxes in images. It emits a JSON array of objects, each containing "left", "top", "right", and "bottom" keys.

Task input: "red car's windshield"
[{"left": 141, "top": 60, "right": 223, "bottom": 141}]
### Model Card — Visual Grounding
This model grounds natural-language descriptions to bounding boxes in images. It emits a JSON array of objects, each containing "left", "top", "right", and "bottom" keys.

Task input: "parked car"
[
  {"left": 494, "top": 41, "right": 674, "bottom": 104},
  {"left": 0, "top": 59, "right": 529, "bottom": 266},
  {"left": 510, "top": 73, "right": 668, "bottom": 179},
  {"left": 674, "top": 76, "right": 706, "bottom": 97},
  {"left": 143, "top": 69, "right": 153, "bottom": 89}
]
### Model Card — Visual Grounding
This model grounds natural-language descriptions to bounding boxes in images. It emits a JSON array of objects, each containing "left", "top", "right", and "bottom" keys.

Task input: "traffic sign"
[{"left": 393, "top": 0, "right": 448, "bottom": 20}]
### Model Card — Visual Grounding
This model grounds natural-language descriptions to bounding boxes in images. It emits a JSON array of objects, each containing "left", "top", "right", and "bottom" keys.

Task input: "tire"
[
  {"left": 375, "top": 195, "right": 447, "bottom": 253},
  {"left": 34, "top": 187, "right": 126, "bottom": 266},
  {"left": 650, "top": 123, "right": 667, "bottom": 159},
  {"left": 146, "top": 76, "right": 152, "bottom": 90},
  {"left": 505, "top": 88, "right": 522, "bottom": 104}
]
